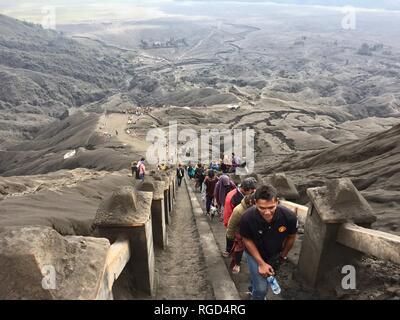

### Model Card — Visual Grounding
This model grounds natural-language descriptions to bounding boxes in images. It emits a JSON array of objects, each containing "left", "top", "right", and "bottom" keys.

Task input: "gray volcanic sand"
[
  {"left": 0, "top": 169, "right": 135, "bottom": 235},
  {"left": 154, "top": 180, "right": 214, "bottom": 300}
]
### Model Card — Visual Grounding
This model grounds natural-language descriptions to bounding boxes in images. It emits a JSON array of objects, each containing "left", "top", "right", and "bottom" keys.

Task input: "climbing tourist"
[
  {"left": 177, "top": 164, "right": 185, "bottom": 187},
  {"left": 226, "top": 194, "right": 255, "bottom": 274},
  {"left": 194, "top": 163, "right": 205, "bottom": 192},
  {"left": 240, "top": 184, "right": 298, "bottom": 300},
  {"left": 222, "top": 177, "right": 257, "bottom": 257},
  {"left": 214, "top": 174, "right": 236, "bottom": 219},
  {"left": 131, "top": 159, "right": 138, "bottom": 177},
  {"left": 224, "top": 177, "right": 257, "bottom": 227},
  {"left": 210, "top": 160, "right": 220, "bottom": 172},
  {"left": 137, "top": 158, "right": 146, "bottom": 180},
  {"left": 203, "top": 170, "right": 219, "bottom": 216},
  {"left": 231, "top": 153, "right": 241, "bottom": 173},
  {"left": 221, "top": 153, "right": 232, "bottom": 173},
  {"left": 187, "top": 163, "right": 196, "bottom": 179}
]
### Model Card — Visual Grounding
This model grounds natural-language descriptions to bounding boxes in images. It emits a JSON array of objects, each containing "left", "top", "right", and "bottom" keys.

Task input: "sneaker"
[
  {"left": 246, "top": 286, "right": 253, "bottom": 298},
  {"left": 246, "top": 286, "right": 253, "bottom": 296},
  {"left": 222, "top": 251, "right": 230, "bottom": 258},
  {"left": 232, "top": 265, "right": 241, "bottom": 274}
]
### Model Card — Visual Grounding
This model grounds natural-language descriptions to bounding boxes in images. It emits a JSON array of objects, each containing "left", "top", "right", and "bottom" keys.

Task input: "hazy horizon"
[{"left": 1, "top": 0, "right": 399, "bottom": 24}]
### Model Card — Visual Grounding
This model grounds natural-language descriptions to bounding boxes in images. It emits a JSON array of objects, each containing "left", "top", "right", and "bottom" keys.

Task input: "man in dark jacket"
[
  {"left": 177, "top": 164, "right": 185, "bottom": 187},
  {"left": 194, "top": 163, "right": 205, "bottom": 192}
]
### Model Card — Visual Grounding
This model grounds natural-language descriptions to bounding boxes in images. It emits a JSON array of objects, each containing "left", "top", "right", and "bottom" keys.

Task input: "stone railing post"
[
  {"left": 270, "top": 172, "right": 300, "bottom": 201},
  {"left": 93, "top": 186, "right": 155, "bottom": 296},
  {"left": 166, "top": 171, "right": 173, "bottom": 213},
  {"left": 172, "top": 167, "right": 177, "bottom": 200},
  {"left": 137, "top": 176, "right": 168, "bottom": 250},
  {"left": 166, "top": 168, "right": 176, "bottom": 204},
  {"left": 240, "top": 173, "right": 261, "bottom": 183},
  {"left": 297, "top": 178, "right": 376, "bottom": 291},
  {"left": 0, "top": 226, "right": 110, "bottom": 299},
  {"left": 158, "top": 172, "right": 171, "bottom": 224}
]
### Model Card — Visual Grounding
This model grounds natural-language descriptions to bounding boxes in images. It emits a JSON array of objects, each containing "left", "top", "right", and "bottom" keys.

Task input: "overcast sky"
[
  {"left": 0, "top": 1, "right": 176, "bottom": 23},
  {"left": 177, "top": 0, "right": 400, "bottom": 9},
  {"left": 1, "top": 0, "right": 398, "bottom": 24}
]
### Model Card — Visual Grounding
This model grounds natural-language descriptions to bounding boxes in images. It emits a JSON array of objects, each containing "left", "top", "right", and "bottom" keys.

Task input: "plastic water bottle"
[{"left": 267, "top": 276, "right": 281, "bottom": 295}]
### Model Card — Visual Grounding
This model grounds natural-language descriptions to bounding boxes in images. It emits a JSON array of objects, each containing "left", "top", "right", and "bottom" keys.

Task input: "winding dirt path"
[{"left": 98, "top": 113, "right": 150, "bottom": 154}]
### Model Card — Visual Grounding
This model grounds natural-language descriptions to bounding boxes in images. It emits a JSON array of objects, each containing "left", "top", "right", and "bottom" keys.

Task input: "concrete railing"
[
  {"left": 93, "top": 168, "right": 177, "bottom": 298},
  {"left": 337, "top": 223, "right": 400, "bottom": 265},
  {"left": 0, "top": 168, "right": 178, "bottom": 300},
  {"left": 281, "top": 199, "right": 400, "bottom": 266},
  {"left": 280, "top": 200, "right": 308, "bottom": 224},
  {"left": 95, "top": 236, "right": 131, "bottom": 299}
]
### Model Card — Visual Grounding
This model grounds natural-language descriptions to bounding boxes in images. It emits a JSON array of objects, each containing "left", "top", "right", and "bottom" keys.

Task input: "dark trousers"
[
  {"left": 198, "top": 178, "right": 205, "bottom": 192},
  {"left": 226, "top": 237, "right": 234, "bottom": 253},
  {"left": 177, "top": 177, "right": 183, "bottom": 187},
  {"left": 206, "top": 195, "right": 214, "bottom": 214},
  {"left": 234, "top": 250, "right": 244, "bottom": 265}
]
